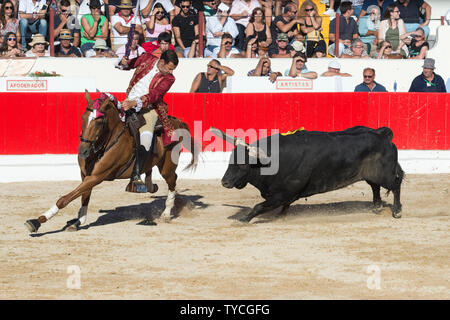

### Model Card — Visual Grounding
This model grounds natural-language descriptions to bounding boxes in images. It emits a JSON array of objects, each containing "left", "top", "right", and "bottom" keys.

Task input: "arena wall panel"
[{"left": 1, "top": 92, "right": 449, "bottom": 155}]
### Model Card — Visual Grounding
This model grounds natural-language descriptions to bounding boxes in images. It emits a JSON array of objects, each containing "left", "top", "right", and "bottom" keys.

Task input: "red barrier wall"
[{"left": 1, "top": 92, "right": 449, "bottom": 154}]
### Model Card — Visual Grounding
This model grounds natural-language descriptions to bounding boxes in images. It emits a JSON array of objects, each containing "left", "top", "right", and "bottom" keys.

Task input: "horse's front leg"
[
  {"left": 65, "top": 188, "right": 92, "bottom": 232},
  {"left": 25, "top": 175, "right": 103, "bottom": 233}
]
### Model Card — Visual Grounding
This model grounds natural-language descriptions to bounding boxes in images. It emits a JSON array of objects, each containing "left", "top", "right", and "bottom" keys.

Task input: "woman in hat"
[
  {"left": 144, "top": 3, "right": 171, "bottom": 42},
  {"left": 25, "top": 33, "right": 49, "bottom": 57},
  {"left": 0, "top": 31, "right": 24, "bottom": 57}
]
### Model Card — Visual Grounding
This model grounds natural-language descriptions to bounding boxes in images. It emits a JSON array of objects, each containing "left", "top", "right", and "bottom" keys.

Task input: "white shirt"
[
  {"left": 25, "top": 49, "right": 50, "bottom": 57},
  {"left": 115, "top": 44, "right": 146, "bottom": 60},
  {"left": 212, "top": 46, "right": 240, "bottom": 58},
  {"left": 229, "top": 0, "right": 261, "bottom": 27},
  {"left": 19, "top": 0, "right": 46, "bottom": 14},
  {"left": 111, "top": 14, "right": 142, "bottom": 46},
  {"left": 206, "top": 15, "right": 239, "bottom": 47},
  {"left": 127, "top": 59, "right": 160, "bottom": 111}
]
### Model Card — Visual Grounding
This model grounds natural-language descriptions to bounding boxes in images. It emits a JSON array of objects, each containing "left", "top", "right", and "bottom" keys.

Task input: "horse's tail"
[{"left": 177, "top": 121, "right": 202, "bottom": 172}]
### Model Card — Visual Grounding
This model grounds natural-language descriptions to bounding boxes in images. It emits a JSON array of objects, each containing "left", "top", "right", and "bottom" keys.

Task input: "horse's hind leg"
[
  {"left": 66, "top": 188, "right": 92, "bottom": 232},
  {"left": 158, "top": 154, "right": 178, "bottom": 222},
  {"left": 25, "top": 175, "right": 102, "bottom": 233}
]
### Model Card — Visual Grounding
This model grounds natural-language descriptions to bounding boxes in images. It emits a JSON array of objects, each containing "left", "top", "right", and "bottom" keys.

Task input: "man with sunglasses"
[
  {"left": 215, "top": 32, "right": 240, "bottom": 58},
  {"left": 354, "top": 68, "right": 387, "bottom": 92},
  {"left": 172, "top": 0, "right": 198, "bottom": 57},
  {"left": 400, "top": 27, "right": 428, "bottom": 59},
  {"left": 271, "top": 2, "right": 302, "bottom": 44},
  {"left": 53, "top": 0, "right": 81, "bottom": 48},
  {"left": 190, "top": 59, "right": 235, "bottom": 93}
]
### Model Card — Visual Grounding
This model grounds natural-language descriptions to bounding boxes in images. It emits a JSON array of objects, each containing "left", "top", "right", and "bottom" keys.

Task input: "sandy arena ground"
[{"left": 0, "top": 174, "right": 449, "bottom": 300}]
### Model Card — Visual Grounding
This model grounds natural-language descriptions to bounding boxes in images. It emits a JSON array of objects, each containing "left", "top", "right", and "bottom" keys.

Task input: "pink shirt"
[{"left": 143, "top": 18, "right": 172, "bottom": 39}]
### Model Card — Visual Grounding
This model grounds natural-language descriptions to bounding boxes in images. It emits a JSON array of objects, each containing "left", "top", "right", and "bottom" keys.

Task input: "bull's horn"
[
  {"left": 247, "top": 146, "right": 269, "bottom": 161},
  {"left": 209, "top": 127, "right": 237, "bottom": 146}
]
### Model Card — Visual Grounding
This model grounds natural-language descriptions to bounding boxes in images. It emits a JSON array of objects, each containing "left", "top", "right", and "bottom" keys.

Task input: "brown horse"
[{"left": 25, "top": 91, "right": 199, "bottom": 233}]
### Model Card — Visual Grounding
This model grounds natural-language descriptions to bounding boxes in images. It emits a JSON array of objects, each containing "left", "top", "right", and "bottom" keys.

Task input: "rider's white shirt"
[{"left": 127, "top": 59, "right": 160, "bottom": 111}]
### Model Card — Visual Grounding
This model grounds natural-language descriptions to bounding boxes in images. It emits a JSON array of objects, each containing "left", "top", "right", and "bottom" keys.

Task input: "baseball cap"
[
  {"left": 328, "top": 60, "right": 341, "bottom": 69},
  {"left": 277, "top": 33, "right": 289, "bottom": 41}
]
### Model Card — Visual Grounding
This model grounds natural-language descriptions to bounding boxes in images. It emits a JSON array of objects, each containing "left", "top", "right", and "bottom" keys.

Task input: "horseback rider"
[{"left": 116, "top": 49, "right": 179, "bottom": 193}]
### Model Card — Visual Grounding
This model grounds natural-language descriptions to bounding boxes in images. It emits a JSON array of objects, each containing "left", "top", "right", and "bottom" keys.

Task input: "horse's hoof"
[
  {"left": 372, "top": 205, "right": 383, "bottom": 214},
  {"left": 392, "top": 212, "right": 402, "bottom": 219},
  {"left": 238, "top": 216, "right": 251, "bottom": 223},
  {"left": 148, "top": 183, "right": 158, "bottom": 194},
  {"left": 25, "top": 219, "right": 41, "bottom": 233},
  {"left": 65, "top": 219, "right": 81, "bottom": 232},
  {"left": 159, "top": 213, "right": 172, "bottom": 223}
]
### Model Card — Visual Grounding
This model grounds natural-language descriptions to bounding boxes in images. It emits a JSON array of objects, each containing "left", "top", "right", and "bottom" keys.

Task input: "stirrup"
[{"left": 126, "top": 180, "right": 148, "bottom": 193}]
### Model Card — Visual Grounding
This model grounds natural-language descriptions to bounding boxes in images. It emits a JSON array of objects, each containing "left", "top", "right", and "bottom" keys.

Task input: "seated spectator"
[
  {"left": 358, "top": 4, "right": 380, "bottom": 53},
  {"left": 189, "top": 59, "right": 235, "bottom": 93},
  {"left": 18, "top": 0, "right": 49, "bottom": 49},
  {"left": 409, "top": 58, "right": 446, "bottom": 93},
  {"left": 312, "top": 42, "right": 327, "bottom": 57},
  {"left": 77, "top": 0, "right": 107, "bottom": 23},
  {"left": 185, "top": 35, "right": 213, "bottom": 58},
  {"left": 142, "top": 31, "right": 175, "bottom": 58},
  {"left": 354, "top": 67, "right": 387, "bottom": 92},
  {"left": 321, "top": 60, "right": 352, "bottom": 77},
  {"left": 328, "top": 1, "right": 358, "bottom": 57},
  {"left": 229, "top": 0, "right": 261, "bottom": 51},
  {"left": 203, "top": 0, "right": 218, "bottom": 17},
  {"left": 323, "top": 0, "right": 336, "bottom": 17},
  {"left": 341, "top": 38, "right": 370, "bottom": 58},
  {"left": 172, "top": 0, "right": 198, "bottom": 57},
  {"left": 110, "top": 0, "right": 143, "bottom": 52},
  {"left": 141, "top": 0, "right": 176, "bottom": 23},
  {"left": 399, "top": 27, "right": 428, "bottom": 59},
  {"left": 203, "top": 0, "right": 220, "bottom": 17},
  {"left": 247, "top": 57, "right": 281, "bottom": 83},
  {"left": 115, "top": 30, "right": 145, "bottom": 59},
  {"left": 55, "top": 29, "right": 82, "bottom": 57},
  {"left": 205, "top": 2, "right": 238, "bottom": 53},
  {"left": 358, "top": 0, "right": 394, "bottom": 20},
  {"left": 378, "top": 4, "right": 407, "bottom": 56},
  {"left": 0, "top": 31, "right": 25, "bottom": 57},
  {"left": 53, "top": 0, "right": 81, "bottom": 48},
  {"left": 375, "top": 40, "right": 402, "bottom": 59},
  {"left": 25, "top": 33, "right": 49, "bottom": 57},
  {"left": 271, "top": 1, "right": 302, "bottom": 43},
  {"left": 85, "top": 38, "right": 117, "bottom": 57},
  {"left": 245, "top": 7, "right": 272, "bottom": 49},
  {"left": 143, "top": 2, "right": 171, "bottom": 42},
  {"left": 0, "top": 0, "right": 21, "bottom": 47},
  {"left": 214, "top": 32, "right": 241, "bottom": 58},
  {"left": 298, "top": 0, "right": 325, "bottom": 58},
  {"left": 80, "top": 0, "right": 109, "bottom": 54},
  {"left": 395, "top": 0, "right": 431, "bottom": 38},
  {"left": 268, "top": 32, "right": 294, "bottom": 58},
  {"left": 285, "top": 51, "right": 318, "bottom": 79}
]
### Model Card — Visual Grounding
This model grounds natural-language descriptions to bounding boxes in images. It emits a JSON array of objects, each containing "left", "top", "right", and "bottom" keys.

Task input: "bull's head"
[{"left": 210, "top": 127, "right": 270, "bottom": 190}]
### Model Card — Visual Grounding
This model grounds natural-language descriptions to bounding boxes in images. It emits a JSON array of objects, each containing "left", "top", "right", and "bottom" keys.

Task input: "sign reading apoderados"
[
  {"left": 276, "top": 78, "right": 313, "bottom": 90},
  {"left": 6, "top": 80, "right": 48, "bottom": 91}
]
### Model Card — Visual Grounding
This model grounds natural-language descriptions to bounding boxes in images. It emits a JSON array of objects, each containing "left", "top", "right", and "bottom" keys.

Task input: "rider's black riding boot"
[{"left": 128, "top": 145, "right": 149, "bottom": 193}]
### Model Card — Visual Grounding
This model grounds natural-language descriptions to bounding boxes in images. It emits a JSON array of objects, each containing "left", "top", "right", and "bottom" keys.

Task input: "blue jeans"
[
  {"left": 404, "top": 23, "right": 430, "bottom": 38},
  {"left": 19, "top": 18, "right": 48, "bottom": 48}
]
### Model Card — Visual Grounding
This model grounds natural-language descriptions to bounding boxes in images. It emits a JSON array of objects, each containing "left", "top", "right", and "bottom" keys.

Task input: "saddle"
[{"left": 126, "top": 112, "right": 164, "bottom": 155}]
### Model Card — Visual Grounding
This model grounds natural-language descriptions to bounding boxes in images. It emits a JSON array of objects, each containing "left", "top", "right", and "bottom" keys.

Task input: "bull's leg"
[
  {"left": 25, "top": 175, "right": 103, "bottom": 233},
  {"left": 367, "top": 181, "right": 383, "bottom": 212},
  {"left": 158, "top": 154, "right": 178, "bottom": 222},
  {"left": 240, "top": 200, "right": 285, "bottom": 223},
  {"left": 392, "top": 188, "right": 402, "bottom": 219}
]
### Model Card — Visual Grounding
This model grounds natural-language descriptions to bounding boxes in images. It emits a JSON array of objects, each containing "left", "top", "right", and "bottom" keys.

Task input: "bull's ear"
[
  {"left": 85, "top": 90, "right": 92, "bottom": 106},
  {"left": 210, "top": 127, "right": 236, "bottom": 146}
]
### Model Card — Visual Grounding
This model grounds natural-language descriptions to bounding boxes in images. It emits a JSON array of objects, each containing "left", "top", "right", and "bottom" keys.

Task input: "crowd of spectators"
[{"left": 0, "top": 0, "right": 441, "bottom": 60}]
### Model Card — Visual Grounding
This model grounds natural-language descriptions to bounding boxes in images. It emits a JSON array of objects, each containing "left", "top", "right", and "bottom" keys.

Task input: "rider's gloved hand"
[{"left": 125, "top": 108, "right": 136, "bottom": 117}]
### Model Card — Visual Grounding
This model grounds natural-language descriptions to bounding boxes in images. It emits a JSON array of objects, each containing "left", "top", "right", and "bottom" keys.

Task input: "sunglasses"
[
  {"left": 364, "top": 75, "right": 374, "bottom": 78},
  {"left": 181, "top": 5, "right": 190, "bottom": 8},
  {"left": 291, "top": 10, "right": 297, "bottom": 14},
  {"left": 61, "top": 9, "right": 68, "bottom": 12},
  {"left": 296, "top": 59, "right": 305, "bottom": 63},
  {"left": 414, "top": 35, "right": 423, "bottom": 38},
  {"left": 4, "top": 6, "right": 13, "bottom": 9},
  {"left": 385, "top": 45, "right": 392, "bottom": 49},
  {"left": 7, "top": 37, "right": 17, "bottom": 41},
  {"left": 305, "top": 8, "right": 314, "bottom": 12},
  {"left": 155, "top": 11, "right": 163, "bottom": 14},
  {"left": 224, "top": 41, "right": 232, "bottom": 45},
  {"left": 207, "top": 64, "right": 219, "bottom": 70}
]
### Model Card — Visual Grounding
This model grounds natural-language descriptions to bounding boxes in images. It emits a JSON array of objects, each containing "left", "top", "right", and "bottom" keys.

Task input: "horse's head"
[{"left": 78, "top": 91, "right": 112, "bottom": 159}]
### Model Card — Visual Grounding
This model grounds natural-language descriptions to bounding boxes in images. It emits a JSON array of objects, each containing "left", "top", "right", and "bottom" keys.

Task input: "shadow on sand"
[
  {"left": 30, "top": 193, "right": 208, "bottom": 237},
  {"left": 226, "top": 200, "right": 393, "bottom": 224}
]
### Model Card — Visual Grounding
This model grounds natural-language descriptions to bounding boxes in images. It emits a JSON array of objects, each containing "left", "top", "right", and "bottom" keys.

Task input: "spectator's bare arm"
[
  {"left": 189, "top": 73, "right": 202, "bottom": 93},
  {"left": 173, "top": 26, "right": 185, "bottom": 50},
  {"left": 141, "top": 0, "right": 155, "bottom": 18},
  {"left": 252, "top": 57, "right": 268, "bottom": 76},
  {"left": 420, "top": 1, "right": 431, "bottom": 27}
]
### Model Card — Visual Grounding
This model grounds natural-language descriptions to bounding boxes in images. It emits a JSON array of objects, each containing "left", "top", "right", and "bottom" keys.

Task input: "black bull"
[{"left": 211, "top": 126, "right": 404, "bottom": 223}]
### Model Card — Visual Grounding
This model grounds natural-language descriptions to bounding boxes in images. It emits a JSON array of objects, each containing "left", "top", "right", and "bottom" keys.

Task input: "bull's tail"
[
  {"left": 177, "top": 121, "right": 202, "bottom": 172},
  {"left": 375, "top": 127, "right": 394, "bottom": 141}
]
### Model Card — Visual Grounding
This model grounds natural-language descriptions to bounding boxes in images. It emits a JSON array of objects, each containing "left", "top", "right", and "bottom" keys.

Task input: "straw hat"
[
  {"left": 28, "top": 34, "right": 49, "bottom": 46},
  {"left": 59, "top": 29, "right": 73, "bottom": 40},
  {"left": 117, "top": 0, "right": 134, "bottom": 9}
]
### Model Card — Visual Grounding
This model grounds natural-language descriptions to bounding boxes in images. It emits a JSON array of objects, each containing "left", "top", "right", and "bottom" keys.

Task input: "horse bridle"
[{"left": 79, "top": 104, "right": 108, "bottom": 155}]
